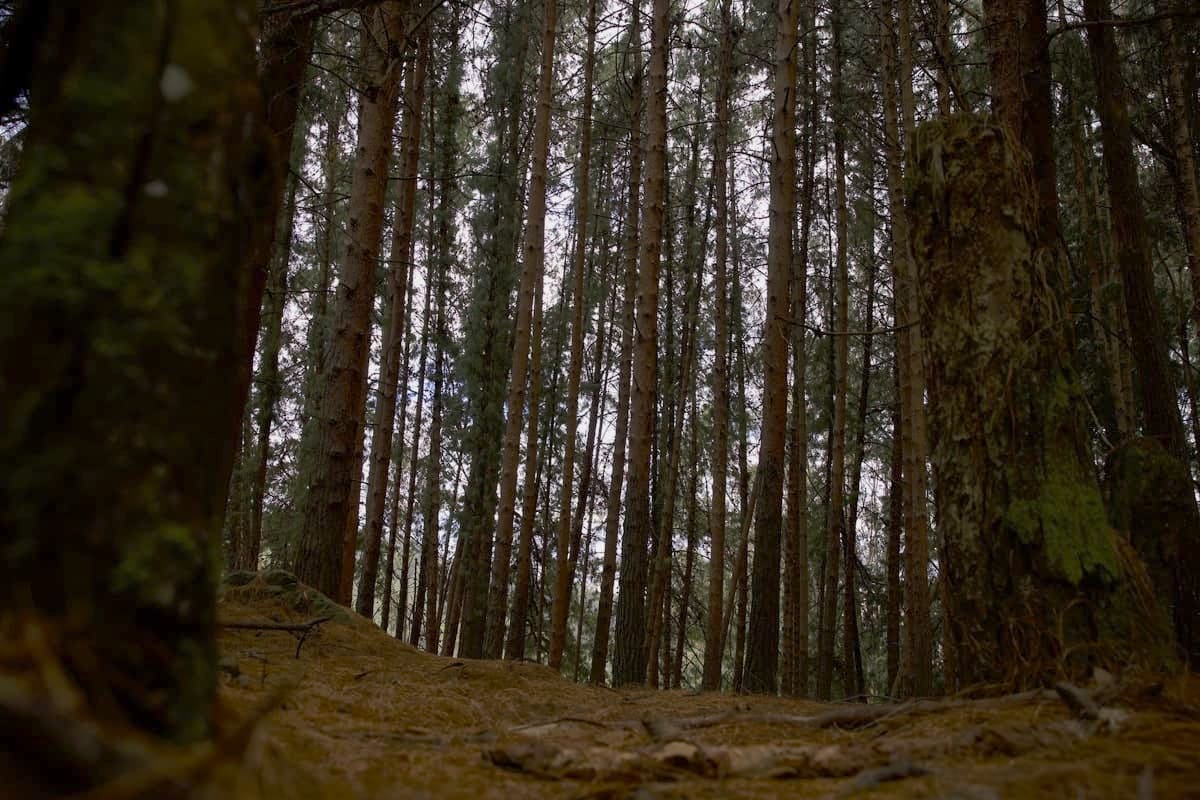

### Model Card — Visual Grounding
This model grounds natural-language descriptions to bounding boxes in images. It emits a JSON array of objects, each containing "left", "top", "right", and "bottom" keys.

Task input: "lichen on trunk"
[{"left": 909, "top": 115, "right": 1170, "bottom": 688}]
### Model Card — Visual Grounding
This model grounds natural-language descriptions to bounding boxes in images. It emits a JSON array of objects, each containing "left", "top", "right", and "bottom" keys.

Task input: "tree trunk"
[
  {"left": 702, "top": 0, "right": 734, "bottom": 693},
  {"left": 1083, "top": 0, "right": 1188, "bottom": 463},
  {"left": 406, "top": 246, "right": 435, "bottom": 648},
  {"left": 981, "top": 0, "right": 1060, "bottom": 248},
  {"left": 381, "top": 270, "right": 416, "bottom": 636},
  {"left": 590, "top": 23, "right": 641, "bottom": 679},
  {"left": 357, "top": 19, "right": 430, "bottom": 619},
  {"left": 745, "top": 0, "right": 799, "bottom": 697},
  {"left": 480, "top": 0, "right": 559, "bottom": 660},
  {"left": 613, "top": 0, "right": 668, "bottom": 687},
  {"left": 910, "top": 115, "right": 1172, "bottom": 687},
  {"left": 548, "top": 0, "right": 597, "bottom": 670},
  {"left": 1157, "top": 0, "right": 1200, "bottom": 351},
  {"left": 504, "top": 266, "right": 547, "bottom": 659},
  {"left": 244, "top": 167, "right": 299, "bottom": 571},
  {"left": 882, "top": 0, "right": 932, "bottom": 696},
  {"left": 0, "top": 0, "right": 270, "bottom": 756},
  {"left": 459, "top": 0, "right": 529, "bottom": 663},
  {"left": 886, "top": 356, "right": 903, "bottom": 691},
  {"left": 294, "top": 4, "right": 406, "bottom": 602},
  {"left": 816, "top": 0, "right": 849, "bottom": 702}
]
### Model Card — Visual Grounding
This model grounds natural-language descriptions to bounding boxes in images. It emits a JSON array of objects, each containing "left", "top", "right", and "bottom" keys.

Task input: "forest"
[{"left": 2, "top": 0, "right": 1200, "bottom": 797}]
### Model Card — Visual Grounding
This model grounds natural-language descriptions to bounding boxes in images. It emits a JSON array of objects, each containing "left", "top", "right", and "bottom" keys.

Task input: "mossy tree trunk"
[
  {"left": 0, "top": 0, "right": 270, "bottom": 748},
  {"left": 910, "top": 115, "right": 1169, "bottom": 688}
]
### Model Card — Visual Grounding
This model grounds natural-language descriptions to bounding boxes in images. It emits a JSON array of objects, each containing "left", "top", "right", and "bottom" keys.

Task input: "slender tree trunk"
[
  {"left": 590, "top": 34, "right": 640, "bottom": 678},
  {"left": 673, "top": 386, "right": 701, "bottom": 688},
  {"left": 456, "top": 0, "right": 529, "bottom": 661},
  {"left": 480, "top": 0, "right": 560, "bottom": 660},
  {"left": 504, "top": 268, "right": 547, "bottom": 659},
  {"left": 842, "top": 194, "right": 877, "bottom": 702},
  {"left": 882, "top": 0, "right": 932, "bottom": 696},
  {"left": 244, "top": 167, "right": 299, "bottom": 571},
  {"left": 816, "top": 0, "right": 850, "bottom": 702},
  {"left": 702, "top": 0, "right": 735, "bottom": 693},
  {"left": 382, "top": 269, "right": 416, "bottom": 635},
  {"left": 732, "top": 192, "right": 752, "bottom": 693},
  {"left": 548, "top": 0, "right": 598, "bottom": 670},
  {"left": 1083, "top": 0, "right": 1188, "bottom": 462},
  {"left": 406, "top": 256, "right": 435, "bottom": 648},
  {"left": 1158, "top": 1, "right": 1200, "bottom": 349},
  {"left": 295, "top": 4, "right": 406, "bottom": 602},
  {"left": 886, "top": 354, "right": 903, "bottom": 691},
  {"left": 745, "top": 0, "right": 799, "bottom": 696},
  {"left": 647, "top": 141, "right": 708, "bottom": 683},
  {"left": 613, "top": 0, "right": 669, "bottom": 687},
  {"left": 358, "top": 21, "right": 430, "bottom": 619},
  {"left": 1084, "top": 0, "right": 1199, "bottom": 660},
  {"left": 791, "top": 0, "right": 818, "bottom": 698}
]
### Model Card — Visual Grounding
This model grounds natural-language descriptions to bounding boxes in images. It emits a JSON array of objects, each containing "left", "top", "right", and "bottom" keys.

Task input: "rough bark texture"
[
  {"left": 982, "top": 0, "right": 1059, "bottom": 248},
  {"left": 294, "top": 4, "right": 406, "bottom": 602},
  {"left": 480, "top": 0, "right": 558, "bottom": 660},
  {"left": 0, "top": 0, "right": 270, "bottom": 748},
  {"left": 1105, "top": 438, "right": 1200, "bottom": 664},
  {"left": 613, "top": 0, "right": 667, "bottom": 687},
  {"left": 548, "top": 0, "right": 597, "bottom": 671},
  {"left": 910, "top": 115, "right": 1171, "bottom": 688},
  {"left": 745, "top": 0, "right": 798, "bottom": 697},
  {"left": 357, "top": 22, "right": 430, "bottom": 619},
  {"left": 590, "top": 21, "right": 640, "bottom": 679},
  {"left": 882, "top": 0, "right": 932, "bottom": 696},
  {"left": 702, "top": 0, "right": 734, "bottom": 693}
]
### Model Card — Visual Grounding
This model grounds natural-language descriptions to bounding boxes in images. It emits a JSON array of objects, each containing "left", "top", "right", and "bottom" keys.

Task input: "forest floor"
[{"left": 212, "top": 575, "right": 1200, "bottom": 799}]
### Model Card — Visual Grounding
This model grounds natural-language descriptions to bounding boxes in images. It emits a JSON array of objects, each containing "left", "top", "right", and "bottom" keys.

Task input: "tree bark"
[
  {"left": 613, "top": 0, "right": 668, "bottom": 687},
  {"left": 882, "top": 0, "right": 932, "bottom": 696},
  {"left": 480, "top": 0, "right": 559, "bottom": 660},
  {"left": 0, "top": 0, "right": 270, "bottom": 751},
  {"left": 745, "top": 0, "right": 799, "bottom": 697},
  {"left": 910, "top": 115, "right": 1171, "bottom": 687},
  {"left": 294, "top": 3, "right": 406, "bottom": 602},
  {"left": 357, "top": 19, "right": 430, "bottom": 619},
  {"left": 590, "top": 19, "right": 641, "bottom": 679},
  {"left": 548, "top": 0, "right": 598, "bottom": 670},
  {"left": 702, "top": 0, "right": 734, "bottom": 693},
  {"left": 504, "top": 262, "right": 547, "bottom": 659}
]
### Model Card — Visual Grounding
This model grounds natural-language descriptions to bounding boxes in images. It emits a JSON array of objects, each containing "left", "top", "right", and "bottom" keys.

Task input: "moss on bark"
[
  {"left": 0, "top": 1, "right": 269, "bottom": 746},
  {"left": 910, "top": 115, "right": 1170, "bottom": 688},
  {"left": 1105, "top": 438, "right": 1200, "bottom": 665}
]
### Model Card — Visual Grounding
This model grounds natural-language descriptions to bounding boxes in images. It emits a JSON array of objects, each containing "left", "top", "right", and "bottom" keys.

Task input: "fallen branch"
[{"left": 218, "top": 616, "right": 333, "bottom": 658}]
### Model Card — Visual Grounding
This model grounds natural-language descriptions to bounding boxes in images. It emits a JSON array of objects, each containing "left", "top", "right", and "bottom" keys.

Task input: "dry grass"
[{"left": 209, "top": 582, "right": 1200, "bottom": 800}]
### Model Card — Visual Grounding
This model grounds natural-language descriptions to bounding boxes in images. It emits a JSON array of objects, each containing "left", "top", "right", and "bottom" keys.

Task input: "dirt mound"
[{"left": 213, "top": 578, "right": 1200, "bottom": 799}]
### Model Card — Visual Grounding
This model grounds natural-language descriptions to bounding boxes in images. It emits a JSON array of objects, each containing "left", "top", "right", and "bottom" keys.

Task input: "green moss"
[
  {"left": 1011, "top": 370, "right": 1120, "bottom": 584},
  {"left": 1005, "top": 452, "right": 1119, "bottom": 586},
  {"left": 110, "top": 522, "right": 205, "bottom": 607}
]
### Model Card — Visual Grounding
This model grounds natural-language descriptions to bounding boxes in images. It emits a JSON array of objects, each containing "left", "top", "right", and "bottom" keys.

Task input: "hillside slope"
[{"left": 213, "top": 574, "right": 1200, "bottom": 799}]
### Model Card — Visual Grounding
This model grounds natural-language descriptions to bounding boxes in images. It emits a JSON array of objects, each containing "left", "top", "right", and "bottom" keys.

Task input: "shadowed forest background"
[{"left": 2, "top": 0, "right": 1200, "bottom": 796}]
